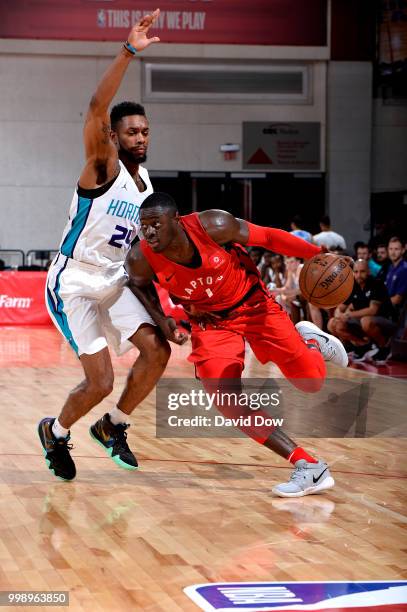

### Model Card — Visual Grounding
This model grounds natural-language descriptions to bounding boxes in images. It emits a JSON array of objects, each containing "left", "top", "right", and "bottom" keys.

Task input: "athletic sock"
[
  {"left": 52, "top": 418, "right": 70, "bottom": 439},
  {"left": 288, "top": 447, "right": 318, "bottom": 464},
  {"left": 109, "top": 405, "right": 129, "bottom": 426}
]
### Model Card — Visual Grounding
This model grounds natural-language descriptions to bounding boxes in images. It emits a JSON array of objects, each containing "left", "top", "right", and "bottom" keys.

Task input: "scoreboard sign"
[{"left": 243, "top": 122, "right": 321, "bottom": 171}]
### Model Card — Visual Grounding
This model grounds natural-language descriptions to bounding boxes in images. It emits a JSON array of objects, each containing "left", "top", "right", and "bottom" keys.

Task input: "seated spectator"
[
  {"left": 0, "top": 259, "right": 5, "bottom": 271},
  {"left": 259, "top": 250, "right": 273, "bottom": 284},
  {"left": 271, "top": 256, "right": 303, "bottom": 323},
  {"left": 290, "top": 215, "right": 313, "bottom": 243},
  {"left": 375, "top": 243, "right": 391, "bottom": 282},
  {"left": 353, "top": 240, "right": 365, "bottom": 259},
  {"left": 261, "top": 253, "right": 286, "bottom": 290},
  {"left": 307, "top": 302, "right": 329, "bottom": 330},
  {"left": 248, "top": 247, "right": 263, "bottom": 271},
  {"left": 386, "top": 236, "right": 407, "bottom": 315},
  {"left": 327, "top": 259, "right": 397, "bottom": 364},
  {"left": 355, "top": 242, "right": 382, "bottom": 278},
  {"left": 307, "top": 246, "right": 348, "bottom": 329},
  {"left": 313, "top": 215, "right": 346, "bottom": 250}
]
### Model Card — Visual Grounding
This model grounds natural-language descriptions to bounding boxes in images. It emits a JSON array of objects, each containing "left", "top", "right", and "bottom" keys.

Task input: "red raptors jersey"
[{"left": 140, "top": 213, "right": 264, "bottom": 312}]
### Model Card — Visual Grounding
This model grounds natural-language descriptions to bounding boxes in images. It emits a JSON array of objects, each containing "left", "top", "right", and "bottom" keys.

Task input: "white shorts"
[{"left": 46, "top": 253, "right": 155, "bottom": 356}]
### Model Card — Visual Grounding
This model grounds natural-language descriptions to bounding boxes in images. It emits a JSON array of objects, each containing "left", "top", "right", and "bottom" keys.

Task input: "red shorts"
[{"left": 188, "top": 290, "right": 307, "bottom": 370}]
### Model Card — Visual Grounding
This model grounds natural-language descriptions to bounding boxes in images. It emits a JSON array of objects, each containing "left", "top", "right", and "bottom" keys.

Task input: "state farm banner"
[
  {"left": 0, "top": 1, "right": 327, "bottom": 46},
  {"left": 0, "top": 271, "right": 183, "bottom": 327},
  {"left": 0, "top": 272, "right": 52, "bottom": 325}
]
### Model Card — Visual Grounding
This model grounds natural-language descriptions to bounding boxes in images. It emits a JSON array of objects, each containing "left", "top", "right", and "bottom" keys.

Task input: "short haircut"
[
  {"left": 320, "top": 215, "right": 330, "bottom": 226},
  {"left": 110, "top": 101, "right": 146, "bottom": 130},
  {"left": 388, "top": 236, "right": 403, "bottom": 247},
  {"left": 140, "top": 192, "right": 178, "bottom": 215},
  {"left": 356, "top": 242, "right": 369, "bottom": 251}
]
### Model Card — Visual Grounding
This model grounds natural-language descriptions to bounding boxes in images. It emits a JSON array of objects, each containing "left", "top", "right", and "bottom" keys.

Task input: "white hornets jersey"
[{"left": 59, "top": 161, "right": 153, "bottom": 267}]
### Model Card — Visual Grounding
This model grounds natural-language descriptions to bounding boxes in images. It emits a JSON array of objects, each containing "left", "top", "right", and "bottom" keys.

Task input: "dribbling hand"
[
  {"left": 160, "top": 316, "right": 189, "bottom": 345},
  {"left": 128, "top": 8, "right": 161, "bottom": 51}
]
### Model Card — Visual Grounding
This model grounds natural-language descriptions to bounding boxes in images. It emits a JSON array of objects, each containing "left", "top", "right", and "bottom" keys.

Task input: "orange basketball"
[{"left": 299, "top": 253, "right": 354, "bottom": 308}]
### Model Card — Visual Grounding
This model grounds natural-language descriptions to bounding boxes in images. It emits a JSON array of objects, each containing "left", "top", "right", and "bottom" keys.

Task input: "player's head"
[
  {"left": 110, "top": 101, "right": 149, "bottom": 164},
  {"left": 319, "top": 215, "right": 331, "bottom": 231},
  {"left": 387, "top": 236, "right": 404, "bottom": 264},
  {"left": 140, "top": 192, "right": 179, "bottom": 252},
  {"left": 353, "top": 258, "right": 369, "bottom": 285}
]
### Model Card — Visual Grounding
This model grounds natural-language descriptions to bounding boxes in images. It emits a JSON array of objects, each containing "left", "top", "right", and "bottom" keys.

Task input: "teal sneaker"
[
  {"left": 89, "top": 413, "right": 138, "bottom": 470},
  {"left": 38, "top": 417, "right": 76, "bottom": 481}
]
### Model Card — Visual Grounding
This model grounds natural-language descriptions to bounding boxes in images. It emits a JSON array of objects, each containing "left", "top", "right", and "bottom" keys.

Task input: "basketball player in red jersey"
[{"left": 126, "top": 193, "right": 348, "bottom": 497}]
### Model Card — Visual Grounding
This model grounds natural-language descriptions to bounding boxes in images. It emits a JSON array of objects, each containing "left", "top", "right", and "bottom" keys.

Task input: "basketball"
[{"left": 299, "top": 253, "right": 353, "bottom": 308}]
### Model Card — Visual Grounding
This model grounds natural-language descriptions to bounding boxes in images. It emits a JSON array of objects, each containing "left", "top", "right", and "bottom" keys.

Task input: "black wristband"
[{"left": 123, "top": 40, "right": 137, "bottom": 56}]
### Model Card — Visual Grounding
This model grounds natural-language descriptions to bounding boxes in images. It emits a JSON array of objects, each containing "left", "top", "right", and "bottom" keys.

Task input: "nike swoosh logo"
[
  {"left": 313, "top": 467, "right": 328, "bottom": 483},
  {"left": 165, "top": 273, "right": 175, "bottom": 282},
  {"left": 312, "top": 333, "right": 329, "bottom": 344}
]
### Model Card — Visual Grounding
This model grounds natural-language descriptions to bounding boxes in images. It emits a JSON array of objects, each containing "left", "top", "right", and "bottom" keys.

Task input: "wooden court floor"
[{"left": 0, "top": 326, "right": 406, "bottom": 611}]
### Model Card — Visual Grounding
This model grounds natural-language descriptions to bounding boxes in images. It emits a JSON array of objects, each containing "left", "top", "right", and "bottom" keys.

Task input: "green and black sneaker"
[
  {"left": 89, "top": 413, "right": 138, "bottom": 471},
  {"left": 38, "top": 417, "right": 76, "bottom": 481}
]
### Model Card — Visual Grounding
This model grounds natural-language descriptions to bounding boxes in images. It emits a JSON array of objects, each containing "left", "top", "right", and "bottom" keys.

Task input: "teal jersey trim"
[
  {"left": 47, "top": 259, "right": 79, "bottom": 355},
  {"left": 61, "top": 196, "right": 93, "bottom": 258}
]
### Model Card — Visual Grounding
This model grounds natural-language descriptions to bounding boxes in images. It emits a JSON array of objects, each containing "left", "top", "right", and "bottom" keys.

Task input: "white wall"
[
  {"left": 0, "top": 39, "right": 327, "bottom": 251},
  {"left": 326, "top": 62, "right": 373, "bottom": 248}
]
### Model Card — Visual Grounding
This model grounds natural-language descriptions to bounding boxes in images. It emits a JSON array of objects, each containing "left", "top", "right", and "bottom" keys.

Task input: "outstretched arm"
[
  {"left": 125, "top": 244, "right": 188, "bottom": 345},
  {"left": 199, "top": 210, "right": 322, "bottom": 259},
  {"left": 79, "top": 9, "right": 160, "bottom": 189}
]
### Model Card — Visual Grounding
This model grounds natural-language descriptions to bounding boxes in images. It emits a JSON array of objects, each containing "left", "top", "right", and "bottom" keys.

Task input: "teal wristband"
[{"left": 123, "top": 40, "right": 137, "bottom": 56}]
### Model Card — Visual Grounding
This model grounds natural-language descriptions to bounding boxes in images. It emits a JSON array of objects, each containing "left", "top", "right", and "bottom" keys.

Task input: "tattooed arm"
[{"left": 79, "top": 10, "right": 160, "bottom": 189}]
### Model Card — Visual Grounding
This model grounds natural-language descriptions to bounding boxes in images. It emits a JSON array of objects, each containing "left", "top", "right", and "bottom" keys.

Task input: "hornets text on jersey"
[{"left": 59, "top": 161, "right": 153, "bottom": 268}]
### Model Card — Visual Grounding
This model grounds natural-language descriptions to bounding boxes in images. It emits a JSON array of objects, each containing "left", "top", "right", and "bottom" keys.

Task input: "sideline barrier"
[
  {"left": 0, "top": 271, "right": 51, "bottom": 325},
  {"left": 0, "top": 271, "right": 185, "bottom": 326}
]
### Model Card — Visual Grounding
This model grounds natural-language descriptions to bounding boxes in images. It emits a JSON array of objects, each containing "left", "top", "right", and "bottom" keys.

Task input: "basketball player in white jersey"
[{"left": 38, "top": 9, "right": 182, "bottom": 481}]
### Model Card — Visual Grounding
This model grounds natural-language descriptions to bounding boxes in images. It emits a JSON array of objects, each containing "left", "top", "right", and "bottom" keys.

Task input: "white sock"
[
  {"left": 52, "top": 418, "right": 69, "bottom": 439},
  {"left": 109, "top": 405, "right": 129, "bottom": 425}
]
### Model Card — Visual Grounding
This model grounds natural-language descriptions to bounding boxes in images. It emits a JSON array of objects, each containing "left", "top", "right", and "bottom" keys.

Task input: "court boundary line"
[{"left": 1, "top": 452, "right": 406, "bottom": 478}]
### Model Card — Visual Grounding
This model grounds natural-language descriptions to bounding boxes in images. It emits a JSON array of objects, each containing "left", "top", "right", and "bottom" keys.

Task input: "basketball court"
[
  {"left": 0, "top": 326, "right": 405, "bottom": 610},
  {"left": 1, "top": 0, "right": 407, "bottom": 610}
]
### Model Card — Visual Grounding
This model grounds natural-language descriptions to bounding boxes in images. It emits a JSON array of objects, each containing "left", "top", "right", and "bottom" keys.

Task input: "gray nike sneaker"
[
  {"left": 272, "top": 459, "right": 335, "bottom": 498},
  {"left": 295, "top": 321, "right": 348, "bottom": 367}
]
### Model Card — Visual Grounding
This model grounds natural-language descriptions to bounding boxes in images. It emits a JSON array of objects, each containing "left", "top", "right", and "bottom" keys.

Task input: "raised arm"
[
  {"left": 79, "top": 9, "right": 160, "bottom": 189},
  {"left": 125, "top": 243, "right": 187, "bottom": 345},
  {"left": 199, "top": 210, "right": 322, "bottom": 259}
]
